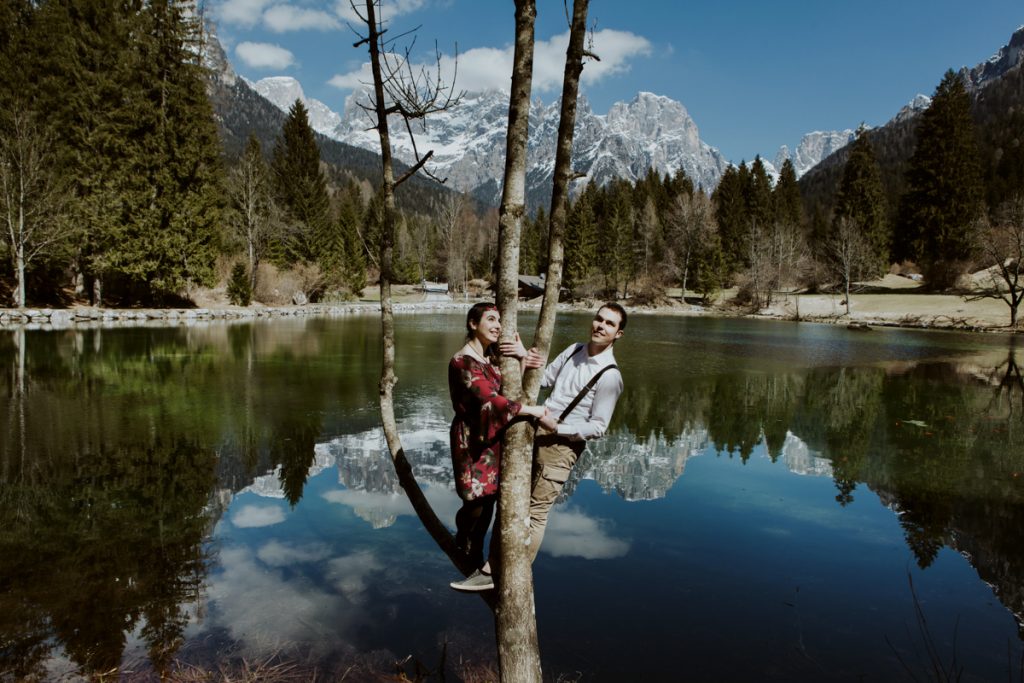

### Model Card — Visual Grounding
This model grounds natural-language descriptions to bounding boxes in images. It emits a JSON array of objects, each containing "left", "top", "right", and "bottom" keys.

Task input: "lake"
[{"left": 2, "top": 311, "right": 1023, "bottom": 682}]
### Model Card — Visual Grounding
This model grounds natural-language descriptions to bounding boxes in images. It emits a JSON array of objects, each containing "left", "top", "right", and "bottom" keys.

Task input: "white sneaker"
[{"left": 449, "top": 569, "right": 494, "bottom": 592}]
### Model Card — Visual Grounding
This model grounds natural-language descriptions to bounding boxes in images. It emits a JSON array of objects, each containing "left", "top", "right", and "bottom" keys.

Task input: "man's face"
[{"left": 590, "top": 307, "right": 624, "bottom": 346}]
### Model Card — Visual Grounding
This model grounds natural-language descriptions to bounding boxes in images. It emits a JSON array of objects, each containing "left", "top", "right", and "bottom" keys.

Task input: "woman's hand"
[{"left": 499, "top": 333, "right": 528, "bottom": 360}]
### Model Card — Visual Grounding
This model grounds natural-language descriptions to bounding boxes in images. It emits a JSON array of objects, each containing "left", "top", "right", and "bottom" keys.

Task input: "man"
[{"left": 450, "top": 303, "right": 626, "bottom": 591}]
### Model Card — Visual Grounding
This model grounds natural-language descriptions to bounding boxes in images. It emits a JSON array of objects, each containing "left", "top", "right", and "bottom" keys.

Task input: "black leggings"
[{"left": 454, "top": 494, "right": 496, "bottom": 569}]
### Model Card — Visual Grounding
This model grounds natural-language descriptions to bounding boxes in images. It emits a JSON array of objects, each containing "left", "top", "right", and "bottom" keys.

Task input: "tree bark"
[
  {"left": 493, "top": 2, "right": 542, "bottom": 681},
  {"left": 523, "top": 0, "right": 590, "bottom": 400},
  {"left": 494, "top": 2, "right": 590, "bottom": 680}
]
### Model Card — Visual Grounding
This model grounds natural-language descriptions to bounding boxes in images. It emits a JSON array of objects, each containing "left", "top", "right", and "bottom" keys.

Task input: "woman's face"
[{"left": 470, "top": 309, "right": 502, "bottom": 346}]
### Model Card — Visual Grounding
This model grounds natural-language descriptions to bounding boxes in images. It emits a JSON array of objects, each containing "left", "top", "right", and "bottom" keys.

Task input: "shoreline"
[{"left": 0, "top": 294, "right": 1017, "bottom": 334}]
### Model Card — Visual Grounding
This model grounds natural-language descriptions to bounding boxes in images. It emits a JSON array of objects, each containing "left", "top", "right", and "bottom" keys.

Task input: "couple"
[{"left": 446, "top": 301, "right": 627, "bottom": 592}]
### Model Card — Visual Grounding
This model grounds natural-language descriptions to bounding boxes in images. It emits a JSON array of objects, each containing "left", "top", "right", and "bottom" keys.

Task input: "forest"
[{"left": 2, "top": 0, "right": 1023, "bottom": 311}]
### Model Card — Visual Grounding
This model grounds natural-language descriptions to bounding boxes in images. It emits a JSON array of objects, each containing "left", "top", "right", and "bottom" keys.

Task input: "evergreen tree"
[
  {"left": 713, "top": 163, "right": 749, "bottom": 275},
  {"left": 336, "top": 181, "right": 367, "bottom": 295},
  {"left": 27, "top": 0, "right": 140, "bottom": 303},
  {"left": 564, "top": 187, "right": 597, "bottom": 293},
  {"left": 896, "top": 70, "right": 984, "bottom": 288},
  {"left": 772, "top": 158, "right": 803, "bottom": 230},
  {"left": 131, "top": 0, "right": 224, "bottom": 299},
  {"left": 521, "top": 205, "right": 548, "bottom": 276},
  {"left": 270, "top": 99, "right": 331, "bottom": 265},
  {"left": 597, "top": 181, "right": 633, "bottom": 297},
  {"left": 833, "top": 125, "right": 889, "bottom": 275},
  {"left": 746, "top": 156, "right": 773, "bottom": 234}
]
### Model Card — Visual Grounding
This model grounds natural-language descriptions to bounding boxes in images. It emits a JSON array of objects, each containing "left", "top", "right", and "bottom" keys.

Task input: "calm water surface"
[{"left": 2, "top": 312, "right": 1024, "bottom": 681}]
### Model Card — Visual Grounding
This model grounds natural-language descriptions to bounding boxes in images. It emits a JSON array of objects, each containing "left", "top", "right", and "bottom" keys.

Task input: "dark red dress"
[{"left": 448, "top": 352, "right": 522, "bottom": 501}]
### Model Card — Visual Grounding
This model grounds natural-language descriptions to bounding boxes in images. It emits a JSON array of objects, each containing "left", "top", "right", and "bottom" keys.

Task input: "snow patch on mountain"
[{"left": 252, "top": 76, "right": 343, "bottom": 138}]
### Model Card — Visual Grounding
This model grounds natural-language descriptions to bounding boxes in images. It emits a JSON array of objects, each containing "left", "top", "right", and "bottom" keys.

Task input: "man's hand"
[
  {"left": 499, "top": 333, "right": 527, "bottom": 359},
  {"left": 538, "top": 414, "right": 559, "bottom": 431},
  {"left": 523, "top": 347, "right": 545, "bottom": 369}
]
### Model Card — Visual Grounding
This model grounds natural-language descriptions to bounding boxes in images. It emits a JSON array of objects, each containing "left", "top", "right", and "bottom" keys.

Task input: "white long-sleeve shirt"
[{"left": 541, "top": 343, "right": 623, "bottom": 441}]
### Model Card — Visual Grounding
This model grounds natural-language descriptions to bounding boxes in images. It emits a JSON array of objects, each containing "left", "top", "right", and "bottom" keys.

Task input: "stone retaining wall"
[{"left": 0, "top": 302, "right": 471, "bottom": 330}]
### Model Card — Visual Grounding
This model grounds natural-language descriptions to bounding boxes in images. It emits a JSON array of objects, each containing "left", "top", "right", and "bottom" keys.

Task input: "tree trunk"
[
  {"left": 16, "top": 243, "right": 25, "bottom": 308},
  {"left": 523, "top": 0, "right": 589, "bottom": 400},
  {"left": 358, "top": 0, "right": 478, "bottom": 574},
  {"left": 844, "top": 271, "right": 851, "bottom": 316},
  {"left": 493, "top": 2, "right": 542, "bottom": 681}
]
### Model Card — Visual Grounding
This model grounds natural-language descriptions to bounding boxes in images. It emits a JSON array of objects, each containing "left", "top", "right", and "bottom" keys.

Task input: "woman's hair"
[{"left": 465, "top": 302, "right": 499, "bottom": 359}]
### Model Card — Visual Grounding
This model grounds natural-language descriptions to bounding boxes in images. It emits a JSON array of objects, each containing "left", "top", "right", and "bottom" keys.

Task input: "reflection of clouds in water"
[
  {"left": 321, "top": 483, "right": 463, "bottom": 530},
  {"left": 542, "top": 508, "right": 630, "bottom": 559},
  {"left": 326, "top": 550, "right": 382, "bottom": 604},
  {"left": 257, "top": 539, "right": 332, "bottom": 566},
  {"left": 199, "top": 546, "right": 353, "bottom": 655},
  {"left": 232, "top": 504, "right": 286, "bottom": 528}
]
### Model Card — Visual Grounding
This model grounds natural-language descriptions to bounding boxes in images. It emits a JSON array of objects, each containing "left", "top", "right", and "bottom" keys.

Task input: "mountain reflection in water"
[{"left": 2, "top": 317, "right": 1024, "bottom": 681}]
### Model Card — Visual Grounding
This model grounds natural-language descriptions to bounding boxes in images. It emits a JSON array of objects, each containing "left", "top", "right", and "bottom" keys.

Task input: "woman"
[{"left": 448, "top": 302, "right": 545, "bottom": 576}]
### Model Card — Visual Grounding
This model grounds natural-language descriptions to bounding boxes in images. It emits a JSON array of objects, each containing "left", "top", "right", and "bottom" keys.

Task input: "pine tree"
[
  {"left": 564, "top": 187, "right": 597, "bottom": 293},
  {"left": 26, "top": 0, "right": 140, "bottom": 303},
  {"left": 896, "top": 69, "right": 984, "bottom": 288},
  {"left": 772, "top": 158, "right": 803, "bottom": 230},
  {"left": 270, "top": 99, "right": 332, "bottom": 265},
  {"left": 336, "top": 181, "right": 367, "bottom": 296},
  {"left": 713, "top": 163, "right": 749, "bottom": 275},
  {"left": 833, "top": 125, "right": 888, "bottom": 275},
  {"left": 521, "top": 205, "right": 548, "bottom": 276},
  {"left": 134, "top": 0, "right": 224, "bottom": 299}
]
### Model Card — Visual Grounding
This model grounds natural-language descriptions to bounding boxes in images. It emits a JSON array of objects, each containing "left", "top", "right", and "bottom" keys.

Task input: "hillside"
[{"left": 800, "top": 26, "right": 1024, "bottom": 221}]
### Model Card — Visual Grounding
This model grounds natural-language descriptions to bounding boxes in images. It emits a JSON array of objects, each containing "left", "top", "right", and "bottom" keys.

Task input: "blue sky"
[{"left": 212, "top": 0, "right": 1023, "bottom": 163}]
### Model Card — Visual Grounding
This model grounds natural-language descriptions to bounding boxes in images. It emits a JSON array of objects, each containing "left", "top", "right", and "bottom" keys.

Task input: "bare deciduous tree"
[
  {"left": 969, "top": 195, "right": 1024, "bottom": 327},
  {"left": 826, "top": 216, "right": 872, "bottom": 316},
  {"left": 437, "top": 190, "right": 469, "bottom": 293},
  {"left": 227, "top": 135, "right": 279, "bottom": 291},
  {"left": 349, "top": 0, "right": 470, "bottom": 571},
  {"left": 0, "top": 108, "right": 73, "bottom": 308},
  {"left": 666, "top": 191, "right": 715, "bottom": 299}
]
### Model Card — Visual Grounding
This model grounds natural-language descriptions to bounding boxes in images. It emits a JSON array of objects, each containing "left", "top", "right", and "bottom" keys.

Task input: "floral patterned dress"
[{"left": 448, "top": 351, "right": 522, "bottom": 501}]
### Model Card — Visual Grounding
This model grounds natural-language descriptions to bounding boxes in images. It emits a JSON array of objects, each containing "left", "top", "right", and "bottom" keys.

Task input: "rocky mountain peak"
[{"left": 962, "top": 25, "right": 1024, "bottom": 90}]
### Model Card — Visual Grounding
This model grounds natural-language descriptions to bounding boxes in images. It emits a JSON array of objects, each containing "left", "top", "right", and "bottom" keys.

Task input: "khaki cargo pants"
[{"left": 528, "top": 427, "right": 586, "bottom": 560}]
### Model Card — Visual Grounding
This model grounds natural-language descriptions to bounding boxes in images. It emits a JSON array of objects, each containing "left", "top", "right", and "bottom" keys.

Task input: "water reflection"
[{"left": 3, "top": 317, "right": 1024, "bottom": 679}]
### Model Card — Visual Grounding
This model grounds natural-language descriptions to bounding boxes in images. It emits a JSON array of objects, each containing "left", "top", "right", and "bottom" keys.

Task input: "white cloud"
[
  {"left": 219, "top": 0, "right": 274, "bottom": 27},
  {"left": 199, "top": 547, "right": 349, "bottom": 655},
  {"left": 541, "top": 508, "right": 630, "bottom": 559},
  {"left": 326, "top": 28, "right": 652, "bottom": 97},
  {"left": 257, "top": 539, "right": 332, "bottom": 566},
  {"left": 578, "top": 29, "right": 653, "bottom": 86},
  {"left": 235, "top": 41, "right": 296, "bottom": 69},
  {"left": 325, "top": 550, "right": 382, "bottom": 603},
  {"left": 232, "top": 504, "right": 286, "bottom": 528},
  {"left": 321, "top": 482, "right": 462, "bottom": 529},
  {"left": 327, "top": 63, "right": 373, "bottom": 90},
  {"left": 265, "top": 4, "right": 341, "bottom": 32},
  {"left": 334, "top": 0, "right": 425, "bottom": 25}
]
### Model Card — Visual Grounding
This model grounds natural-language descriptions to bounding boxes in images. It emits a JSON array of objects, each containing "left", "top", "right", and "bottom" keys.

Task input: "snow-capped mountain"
[
  {"left": 773, "top": 129, "right": 857, "bottom": 179},
  {"left": 252, "top": 76, "right": 343, "bottom": 138},
  {"left": 255, "top": 81, "right": 730, "bottom": 204},
  {"left": 892, "top": 93, "right": 932, "bottom": 124}
]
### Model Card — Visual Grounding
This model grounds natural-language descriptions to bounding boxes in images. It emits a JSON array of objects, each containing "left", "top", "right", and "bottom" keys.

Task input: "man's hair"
[{"left": 600, "top": 302, "right": 627, "bottom": 331}]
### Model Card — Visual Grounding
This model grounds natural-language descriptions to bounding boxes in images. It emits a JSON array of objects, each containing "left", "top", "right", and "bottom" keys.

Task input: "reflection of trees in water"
[
  {"left": 0, "top": 438, "right": 215, "bottom": 679},
  {"left": 612, "top": 343, "right": 1024, "bottom": 634},
  {"left": 0, "top": 323, "right": 376, "bottom": 678}
]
